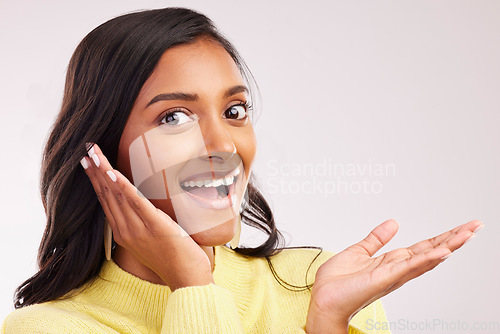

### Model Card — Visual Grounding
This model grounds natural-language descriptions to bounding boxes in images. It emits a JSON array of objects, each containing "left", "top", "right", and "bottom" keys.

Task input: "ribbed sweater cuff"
[
  {"left": 161, "top": 283, "right": 244, "bottom": 334},
  {"left": 348, "top": 325, "right": 364, "bottom": 334}
]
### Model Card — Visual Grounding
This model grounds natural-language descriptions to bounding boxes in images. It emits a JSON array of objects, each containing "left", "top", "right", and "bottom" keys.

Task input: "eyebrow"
[{"left": 146, "top": 85, "right": 249, "bottom": 108}]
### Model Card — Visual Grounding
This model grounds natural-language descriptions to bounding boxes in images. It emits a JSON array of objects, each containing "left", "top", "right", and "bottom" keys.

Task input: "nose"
[{"left": 199, "top": 117, "right": 236, "bottom": 161}]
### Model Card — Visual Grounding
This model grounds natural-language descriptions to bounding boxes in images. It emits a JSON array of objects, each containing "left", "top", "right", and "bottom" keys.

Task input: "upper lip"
[{"left": 179, "top": 168, "right": 240, "bottom": 184}]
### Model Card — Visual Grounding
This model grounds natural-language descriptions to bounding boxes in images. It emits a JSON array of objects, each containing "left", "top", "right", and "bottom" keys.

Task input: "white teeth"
[
  {"left": 181, "top": 168, "right": 240, "bottom": 188},
  {"left": 182, "top": 174, "right": 236, "bottom": 188}
]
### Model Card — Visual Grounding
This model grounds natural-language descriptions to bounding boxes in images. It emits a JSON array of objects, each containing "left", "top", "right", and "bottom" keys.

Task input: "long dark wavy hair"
[{"left": 14, "top": 7, "right": 323, "bottom": 309}]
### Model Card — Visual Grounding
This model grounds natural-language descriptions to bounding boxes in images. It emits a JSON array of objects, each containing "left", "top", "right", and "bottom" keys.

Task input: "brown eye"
[
  {"left": 224, "top": 104, "right": 247, "bottom": 120},
  {"left": 160, "top": 110, "right": 192, "bottom": 126}
]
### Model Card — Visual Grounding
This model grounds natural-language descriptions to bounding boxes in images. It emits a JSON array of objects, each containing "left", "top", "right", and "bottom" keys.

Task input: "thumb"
[{"left": 350, "top": 219, "right": 399, "bottom": 257}]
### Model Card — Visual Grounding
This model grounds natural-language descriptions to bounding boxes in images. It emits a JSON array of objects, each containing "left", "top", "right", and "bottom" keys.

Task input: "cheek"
[
  {"left": 233, "top": 127, "right": 257, "bottom": 177},
  {"left": 116, "top": 122, "right": 150, "bottom": 183},
  {"left": 117, "top": 126, "right": 208, "bottom": 220},
  {"left": 117, "top": 136, "right": 134, "bottom": 182},
  {"left": 117, "top": 125, "right": 205, "bottom": 195}
]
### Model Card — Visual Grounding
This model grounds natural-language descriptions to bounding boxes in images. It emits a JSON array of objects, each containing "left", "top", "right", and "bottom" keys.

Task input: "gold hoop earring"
[
  {"left": 229, "top": 214, "right": 241, "bottom": 249},
  {"left": 104, "top": 217, "right": 113, "bottom": 261}
]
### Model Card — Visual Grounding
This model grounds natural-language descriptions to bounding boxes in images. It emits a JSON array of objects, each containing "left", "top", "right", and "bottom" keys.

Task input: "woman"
[{"left": 1, "top": 7, "right": 482, "bottom": 334}]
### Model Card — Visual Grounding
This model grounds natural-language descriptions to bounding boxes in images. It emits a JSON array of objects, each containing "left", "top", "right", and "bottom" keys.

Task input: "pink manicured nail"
[
  {"left": 86, "top": 142, "right": 95, "bottom": 157},
  {"left": 473, "top": 224, "right": 484, "bottom": 234},
  {"left": 107, "top": 170, "right": 117, "bottom": 182},
  {"left": 92, "top": 154, "right": 100, "bottom": 167},
  {"left": 80, "top": 157, "right": 89, "bottom": 169}
]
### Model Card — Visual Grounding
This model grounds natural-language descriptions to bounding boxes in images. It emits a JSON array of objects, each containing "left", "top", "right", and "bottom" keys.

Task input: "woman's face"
[{"left": 116, "top": 38, "right": 256, "bottom": 246}]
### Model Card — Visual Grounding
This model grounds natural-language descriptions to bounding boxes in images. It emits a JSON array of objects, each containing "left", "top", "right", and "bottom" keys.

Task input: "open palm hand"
[{"left": 306, "top": 219, "right": 483, "bottom": 333}]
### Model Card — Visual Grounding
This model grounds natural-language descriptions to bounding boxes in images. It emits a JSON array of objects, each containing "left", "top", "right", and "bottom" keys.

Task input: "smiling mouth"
[{"left": 179, "top": 168, "right": 240, "bottom": 209}]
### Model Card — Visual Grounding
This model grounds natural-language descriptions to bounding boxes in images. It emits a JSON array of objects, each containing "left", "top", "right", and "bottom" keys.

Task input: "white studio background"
[{"left": 1, "top": 1, "right": 499, "bottom": 333}]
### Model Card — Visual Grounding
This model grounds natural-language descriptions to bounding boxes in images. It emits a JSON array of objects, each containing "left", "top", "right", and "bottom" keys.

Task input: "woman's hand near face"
[
  {"left": 305, "top": 219, "right": 483, "bottom": 334},
  {"left": 81, "top": 143, "right": 214, "bottom": 292}
]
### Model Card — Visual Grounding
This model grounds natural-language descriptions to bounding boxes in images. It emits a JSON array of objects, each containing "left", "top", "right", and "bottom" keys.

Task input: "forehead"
[{"left": 136, "top": 38, "right": 245, "bottom": 104}]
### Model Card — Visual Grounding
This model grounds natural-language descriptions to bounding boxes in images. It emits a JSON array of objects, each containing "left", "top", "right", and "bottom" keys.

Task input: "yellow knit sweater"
[{"left": 2, "top": 245, "right": 390, "bottom": 333}]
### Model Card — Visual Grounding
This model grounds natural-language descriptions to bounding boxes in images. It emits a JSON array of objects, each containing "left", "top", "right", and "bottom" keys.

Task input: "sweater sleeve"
[
  {"left": 298, "top": 299, "right": 390, "bottom": 334},
  {"left": 1, "top": 304, "right": 123, "bottom": 333},
  {"left": 348, "top": 299, "right": 392, "bottom": 334},
  {"left": 161, "top": 283, "right": 244, "bottom": 334}
]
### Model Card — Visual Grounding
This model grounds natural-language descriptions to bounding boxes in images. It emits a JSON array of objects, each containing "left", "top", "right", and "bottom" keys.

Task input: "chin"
[{"left": 189, "top": 216, "right": 238, "bottom": 247}]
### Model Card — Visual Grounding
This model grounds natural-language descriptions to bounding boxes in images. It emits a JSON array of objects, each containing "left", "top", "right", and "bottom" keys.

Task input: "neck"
[{"left": 112, "top": 244, "right": 215, "bottom": 286}]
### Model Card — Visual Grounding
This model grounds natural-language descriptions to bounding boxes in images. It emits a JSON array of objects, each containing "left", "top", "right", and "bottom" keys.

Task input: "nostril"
[{"left": 203, "top": 151, "right": 236, "bottom": 162}]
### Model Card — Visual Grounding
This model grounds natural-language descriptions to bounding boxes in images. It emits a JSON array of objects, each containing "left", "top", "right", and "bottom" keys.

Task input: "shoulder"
[
  {"left": 216, "top": 245, "right": 336, "bottom": 287},
  {"left": 265, "top": 246, "right": 336, "bottom": 287},
  {"left": 270, "top": 246, "right": 335, "bottom": 265},
  {"left": 1, "top": 301, "right": 106, "bottom": 333},
  {"left": 2, "top": 303, "right": 65, "bottom": 333},
  {"left": 218, "top": 245, "right": 335, "bottom": 271}
]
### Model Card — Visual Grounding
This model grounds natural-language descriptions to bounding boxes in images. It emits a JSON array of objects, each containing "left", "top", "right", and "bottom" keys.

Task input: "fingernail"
[
  {"left": 92, "top": 154, "right": 100, "bottom": 167},
  {"left": 80, "top": 157, "right": 89, "bottom": 169},
  {"left": 473, "top": 223, "right": 484, "bottom": 234},
  {"left": 106, "top": 170, "right": 117, "bottom": 182},
  {"left": 86, "top": 142, "right": 95, "bottom": 157},
  {"left": 440, "top": 253, "right": 452, "bottom": 260},
  {"left": 464, "top": 233, "right": 476, "bottom": 245}
]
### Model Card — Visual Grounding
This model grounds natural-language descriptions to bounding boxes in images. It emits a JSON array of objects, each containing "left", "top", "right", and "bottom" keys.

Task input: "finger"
[
  {"left": 81, "top": 155, "right": 117, "bottom": 227},
  {"left": 86, "top": 153, "right": 129, "bottom": 239},
  {"left": 90, "top": 143, "right": 184, "bottom": 238},
  {"left": 82, "top": 154, "right": 133, "bottom": 247},
  {"left": 383, "top": 247, "right": 450, "bottom": 285},
  {"left": 408, "top": 220, "right": 483, "bottom": 254},
  {"left": 373, "top": 225, "right": 476, "bottom": 265},
  {"left": 87, "top": 144, "right": 148, "bottom": 240},
  {"left": 112, "top": 167, "right": 187, "bottom": 238},
  {"left": 383, "top": 253, "right": 447, "bottom": 295},
  {"left": 409, "top": 220, "right": 480, "bottom": 253},
  {"left": 350, "top": 219, "right": 399, "bottom": 257},
  {"left": 383, "top": 237, "right": 466, "bottom": 295},
  {"left": 360, "top": 245, "right": 449, "bottom": 301}
]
